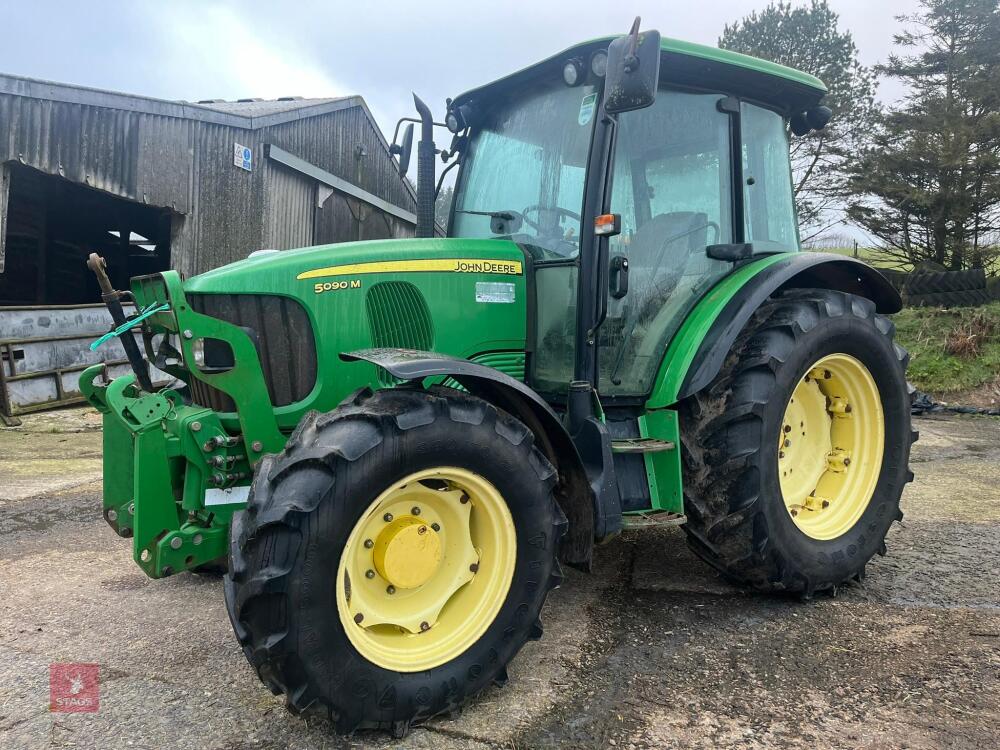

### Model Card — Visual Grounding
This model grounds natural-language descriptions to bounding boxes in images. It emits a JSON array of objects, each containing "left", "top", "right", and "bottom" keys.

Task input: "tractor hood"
[
  {"left": 132, "top": 235, "right": 532, "bottom": 434},
  {"left": 184, "top": 237, "right": 527, "bottom": 297}
]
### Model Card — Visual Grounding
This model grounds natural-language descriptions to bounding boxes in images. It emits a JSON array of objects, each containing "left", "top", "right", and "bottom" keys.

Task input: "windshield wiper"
[{"left": 454, "top": 209, "right": 524, "bottom": 234}]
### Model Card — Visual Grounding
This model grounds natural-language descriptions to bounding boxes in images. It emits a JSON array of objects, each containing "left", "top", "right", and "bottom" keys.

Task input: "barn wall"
[
  {"left": 0, "top": 79, "right": 417, "bottom": 279},
  {"left": 264, "top": 162, "right": 315, "bottom": 250},
  {"left": 261, "top": 106, "right": 417, "bottom": 214}
]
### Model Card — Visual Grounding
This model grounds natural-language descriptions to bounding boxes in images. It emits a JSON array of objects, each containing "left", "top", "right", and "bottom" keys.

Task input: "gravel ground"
[{"left": 1, "top": 409, "right": 998, "bottom": 749}]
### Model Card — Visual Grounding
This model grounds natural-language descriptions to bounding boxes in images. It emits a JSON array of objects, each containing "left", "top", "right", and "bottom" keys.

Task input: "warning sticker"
[
  {"left": 233, "top": 143, "right": 252, "bottom": 171},
  {"left": 578, "top": 92, "right": 597, "bottom": 126},
  {"left": 476, "top": 281, "right": 516, "bottom": 303}
]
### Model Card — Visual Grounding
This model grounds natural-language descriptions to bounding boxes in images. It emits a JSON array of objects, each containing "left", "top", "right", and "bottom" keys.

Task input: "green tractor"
[{"left": 81, "top": 21, "right": 914, "bottom": 736}]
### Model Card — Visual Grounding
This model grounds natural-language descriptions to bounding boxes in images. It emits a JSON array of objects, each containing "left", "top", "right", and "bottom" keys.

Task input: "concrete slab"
[{"left": 0, "top": 411, "right": 997, "bottom": 749}]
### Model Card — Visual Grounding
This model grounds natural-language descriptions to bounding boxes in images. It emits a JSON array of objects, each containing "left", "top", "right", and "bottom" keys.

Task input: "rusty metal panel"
[{"left": 264, "top": 163, "right": 314, "bottom": 250}]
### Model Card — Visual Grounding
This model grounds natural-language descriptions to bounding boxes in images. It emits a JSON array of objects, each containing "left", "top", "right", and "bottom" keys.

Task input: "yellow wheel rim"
[
  {"left": 336, "top": 467, "right": 516, "bottom": 672},
  {"left": 778, "top": 353, "right": 884, "bottom": 541}
]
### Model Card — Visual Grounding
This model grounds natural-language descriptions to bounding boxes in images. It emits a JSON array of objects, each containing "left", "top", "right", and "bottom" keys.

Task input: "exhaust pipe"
[{"left": 412, "top": 93, "right": 436, "bottom": 238}]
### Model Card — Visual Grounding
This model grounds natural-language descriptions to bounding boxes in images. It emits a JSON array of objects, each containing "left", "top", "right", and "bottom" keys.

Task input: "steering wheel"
[{"left": 520, "top": 204, "right": 581, "bottom": 232}]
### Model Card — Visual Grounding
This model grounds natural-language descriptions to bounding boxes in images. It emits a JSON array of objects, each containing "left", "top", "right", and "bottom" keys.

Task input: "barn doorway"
[{"left": 0, "top": 164, "right": 173, "bottom": 306}]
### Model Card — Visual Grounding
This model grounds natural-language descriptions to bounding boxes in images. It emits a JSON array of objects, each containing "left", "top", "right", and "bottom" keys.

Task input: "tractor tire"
[
  {"left": 904, "top": 268, "right": 986, "bottom": 295},
  {"left": 224, "top": 386, "right": 564, "bottom": 736},
  {"left": 905, "top": 288, "right": 991, "bottom": 308},
  {"left": 679, "top": 289, "right": 915, "bottom": 596}
]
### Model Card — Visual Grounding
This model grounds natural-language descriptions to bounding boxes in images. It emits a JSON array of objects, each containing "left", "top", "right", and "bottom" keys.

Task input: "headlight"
[
  {"left": 591, "top": 51, "right": 608, "bottom": 78},
  {"left": 563, "top": 58, "right": 584, "bottom": 86},
  {"left": 191, "top": 338, "right": 205, "bottom": 369}
]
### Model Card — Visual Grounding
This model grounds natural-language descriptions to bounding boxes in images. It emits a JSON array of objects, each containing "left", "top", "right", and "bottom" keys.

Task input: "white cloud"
[{"left": 152, "top": 4, "right": 343, "bottom": 101}]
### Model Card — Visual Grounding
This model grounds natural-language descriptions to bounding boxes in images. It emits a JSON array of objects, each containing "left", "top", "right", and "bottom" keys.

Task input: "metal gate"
[{"left": 0, "top": 303, "right": 167, "bottom": 424}]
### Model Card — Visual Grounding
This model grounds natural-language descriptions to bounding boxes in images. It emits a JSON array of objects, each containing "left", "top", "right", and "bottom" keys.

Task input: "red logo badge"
[{"left": 49, "top": 663, "right": 99, "bottom": 713}]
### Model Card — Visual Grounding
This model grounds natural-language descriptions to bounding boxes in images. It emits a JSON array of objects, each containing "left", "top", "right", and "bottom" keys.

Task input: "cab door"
[{"left": 599, "top": 89, "right": 736, "bottom": 397}]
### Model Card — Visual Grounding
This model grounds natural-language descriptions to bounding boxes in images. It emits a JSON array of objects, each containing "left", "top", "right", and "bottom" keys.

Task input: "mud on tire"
[
  {"left": 224, "top": 386, "right": 565, "bottom": 736},
  {"left": 679, "top": 289, "right": 916, "bottom": 596}
]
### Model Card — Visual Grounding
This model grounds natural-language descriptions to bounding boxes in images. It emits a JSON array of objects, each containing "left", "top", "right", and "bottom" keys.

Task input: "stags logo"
[{"left": 50, "top": 663, "right": 99, "bottom": 713}]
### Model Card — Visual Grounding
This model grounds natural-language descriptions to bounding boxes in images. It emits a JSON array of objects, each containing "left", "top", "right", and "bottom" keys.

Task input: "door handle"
[{"left": 609, "top": 256, "right": 629, "bottom": 299}]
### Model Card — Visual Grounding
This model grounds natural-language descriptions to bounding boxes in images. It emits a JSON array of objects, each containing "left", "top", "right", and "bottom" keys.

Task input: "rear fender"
[
  {"left": 647, "top": 253, "right": 900, "bottom": 408},
  {"left": 341, "top": 348, "right": 595, "bottom": 567}
]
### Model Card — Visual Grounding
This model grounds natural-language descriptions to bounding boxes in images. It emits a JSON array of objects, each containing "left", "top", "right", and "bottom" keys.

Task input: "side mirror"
[
  {"left": 391, "top": 122, "right": 414, "bottom": 177},
  {"left": 604, "top": 17, "right": 661, "bottom": 114}
]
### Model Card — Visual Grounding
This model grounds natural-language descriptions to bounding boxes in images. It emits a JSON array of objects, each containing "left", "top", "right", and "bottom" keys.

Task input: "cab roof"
[{"left": 452, "top": 35, "right": 827, "bottom": 115}]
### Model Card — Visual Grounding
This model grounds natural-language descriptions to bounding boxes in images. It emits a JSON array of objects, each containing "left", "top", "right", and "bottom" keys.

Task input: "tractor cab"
[{"left": 442, "top": 34, "right": 828, "bottom": 399}]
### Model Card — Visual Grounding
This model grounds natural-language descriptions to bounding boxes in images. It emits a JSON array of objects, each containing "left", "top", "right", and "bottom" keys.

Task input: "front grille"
[{"left": 187, "top": 293, "right": 317, "bottom": 411}]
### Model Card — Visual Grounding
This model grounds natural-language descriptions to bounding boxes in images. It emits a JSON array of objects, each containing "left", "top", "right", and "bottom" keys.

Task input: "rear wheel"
[
  {"left": 680, "top": 289, "right": 915, "bottom": 595},
  {"left": 224, "top": 386, "right": 564, "bottom": 736}
]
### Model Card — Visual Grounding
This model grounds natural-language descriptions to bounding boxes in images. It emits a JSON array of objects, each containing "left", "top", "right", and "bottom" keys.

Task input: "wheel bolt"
[
  {"left": 418, "top": 526, "right": 427, "bottom": 535},
  {"left": 779, "top": 451, "right": 785, "bottom": 459},
  {"left": 365, "top": 569, "right": 375, "bottom": 579},
  {"left": 364, "top": 539, "right": 374, "bottom": 549},
  {"left": 822, "top": 500, "right": 830, "bottom": 508},
  {"left": 431, "top": 523, "right": 441, "bottom": 532},
  {"left": 791, "top": 509, "right": 798, "bottom": 517},
  {"left": 386, "top": 585, "right": 396, "bottom": 595},
  {"left": 354, "top": 613, "right": 364, "bottom": 624},
  {"left": 843, "top": 458, "right": 851, "bottom": 466},
  {"left": 383, "top": 512, "right": 393, "bottom": 522},
  {"left": 470, "top": 563, "right": 479, "bottom": 573},
  {"left": 411, "top": 506, "right": 421, "bottom": 515},
  {"left": 784, "top": 439, "right": 791, "bottom": 448},
  {"left": 420, "top": 621, "right": 430, "bottom": 632},
  {"left": 783, "top": 425, "right": 791, "bottom": 434},
  {"left": 460, "top": 494, "right": 470, "bottom": 504},
  {"left": 845, "top": 404, "right": 853, "bottom": 413}
]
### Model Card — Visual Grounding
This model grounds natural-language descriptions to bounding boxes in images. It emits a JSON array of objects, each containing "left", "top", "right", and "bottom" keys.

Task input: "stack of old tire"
[{"left": 881, "top": 263, "right": 991, "bottom": 308}]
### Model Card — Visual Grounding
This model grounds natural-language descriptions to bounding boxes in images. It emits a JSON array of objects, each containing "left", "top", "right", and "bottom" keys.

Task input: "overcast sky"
[{"left": 0, "top": 0, "right": 922, "bottom": 139}]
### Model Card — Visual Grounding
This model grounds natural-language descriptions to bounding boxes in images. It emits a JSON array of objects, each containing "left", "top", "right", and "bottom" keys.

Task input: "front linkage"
[{"left": 81, "top": 257, "right": 285, "bottom": 578}]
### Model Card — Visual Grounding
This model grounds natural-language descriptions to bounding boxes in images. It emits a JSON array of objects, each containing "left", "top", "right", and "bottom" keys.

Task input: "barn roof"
[{"left": 0, "top": 72, "right": 365, "bottom": 129}]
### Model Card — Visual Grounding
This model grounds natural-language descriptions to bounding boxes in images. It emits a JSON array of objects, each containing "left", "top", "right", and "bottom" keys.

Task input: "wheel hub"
[
  {"left": 778, "top": 353, "right": 884, "bottom": 540},
  {"left": 336, "top": 467, "right": 517, "bottom": 672},
  {"left": 373, "top": 516, "right": 442, "bottom": 589}
]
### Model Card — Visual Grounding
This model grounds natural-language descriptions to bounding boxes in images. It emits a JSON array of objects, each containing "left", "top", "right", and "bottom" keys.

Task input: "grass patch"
[{"left": 893, "top": 302, "right": 1000, "bottom": 394}]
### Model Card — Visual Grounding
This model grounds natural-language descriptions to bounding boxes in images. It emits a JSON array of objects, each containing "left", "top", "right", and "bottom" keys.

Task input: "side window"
[
  {"left": 741, "top": 103, "right": 799, "bottom": 251},
  {"left": 600, "top": 91, "right": 734, "bottom": 396}
]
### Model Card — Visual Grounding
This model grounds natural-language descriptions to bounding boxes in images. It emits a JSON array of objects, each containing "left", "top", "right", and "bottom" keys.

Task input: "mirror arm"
[{"left": 434, "top": 159, "right": 460, "bottom": 200}]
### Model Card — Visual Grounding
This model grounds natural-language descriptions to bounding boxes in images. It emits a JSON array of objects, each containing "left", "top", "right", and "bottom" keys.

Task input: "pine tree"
[
  {"left": 847, "top": 0, "right": 1000, "bottom": 270},
  {"left": 720, "top": 1, "right": 878, "bottom": 239}
]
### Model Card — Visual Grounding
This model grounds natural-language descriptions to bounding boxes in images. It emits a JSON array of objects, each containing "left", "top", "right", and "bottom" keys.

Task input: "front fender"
[
  {"left": 341, "top": 348, "right": 596, "bottom": 566},
  {"left": 647, "top": 252, "right": 900, "bottom": 408}
]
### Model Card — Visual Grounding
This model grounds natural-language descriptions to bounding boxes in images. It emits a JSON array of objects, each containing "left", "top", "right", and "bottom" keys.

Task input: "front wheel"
[
  {"left": 680, "top": 289, "right": 915, "bottom": 595},
  {"left": 224, "top": 386, "right": 564, "bottom": 736}
]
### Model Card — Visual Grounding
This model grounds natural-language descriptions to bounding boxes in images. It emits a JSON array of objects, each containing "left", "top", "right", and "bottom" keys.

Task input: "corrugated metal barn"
[{"left": 0, "top": 73, "right": 418, "bottom": 421}]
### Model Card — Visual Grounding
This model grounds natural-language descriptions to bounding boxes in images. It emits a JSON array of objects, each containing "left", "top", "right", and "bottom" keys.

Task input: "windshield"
[{"left": 451, "top": 80, "right": 596, "bottom": 259}]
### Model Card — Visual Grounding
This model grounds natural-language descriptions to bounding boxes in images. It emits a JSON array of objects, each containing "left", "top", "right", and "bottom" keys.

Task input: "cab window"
[{"left": 600, "top": 90, "right": 734, "bottom": 396}]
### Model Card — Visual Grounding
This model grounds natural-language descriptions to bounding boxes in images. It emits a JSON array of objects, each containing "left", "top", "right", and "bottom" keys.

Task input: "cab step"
[
  {"left": 611, "top": 437, "right": 675, "bottom": 454},
  {"left": 622, "top": 510, "right": 687, "bottom": 528}
]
